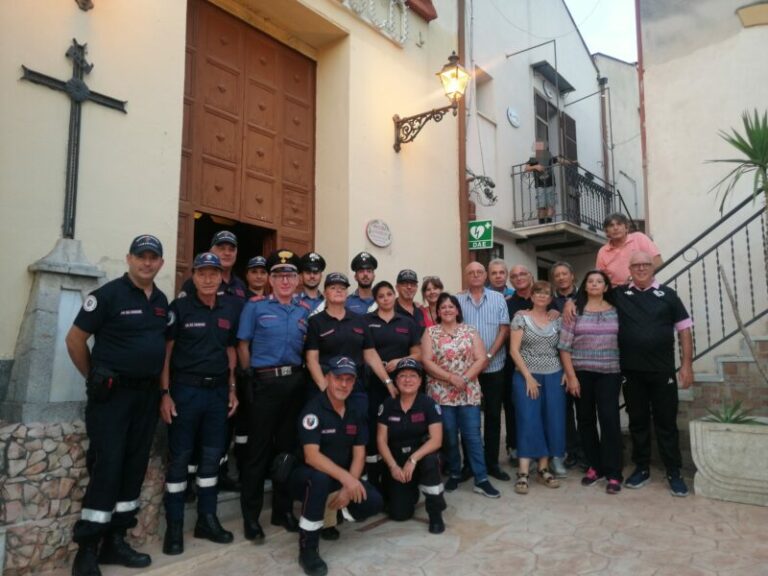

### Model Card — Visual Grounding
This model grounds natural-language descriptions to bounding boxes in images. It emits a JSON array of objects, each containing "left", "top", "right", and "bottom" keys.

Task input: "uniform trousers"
[
  {"left": 164, "top": 382, "right": 229, "bottom": 521},
  {"left": 385, "top": 451, "right": 445, "bottom": 521},
  {"left": 365, "top": 376, "right": 389, "bottom": 490},
  {"left": 290, "top": 466, "right": 383, "bottom": 550},
  {"left": 575, "top": 371, "right": 622, "bottom": 480},
  {"left": 240, "top": 370, "right": 305, "bottom": 523},
  {"left": 512, "top": 370, "right": 565, "bottom": 459},
  {"left": 74, "top": 384, "right": 160, "bottom": 543},
  {"left": 478, "top": 370, "right": 505, "bottom": 469},
  {"left": 622, "top": 370, "right": 682, "bottom": 472}
]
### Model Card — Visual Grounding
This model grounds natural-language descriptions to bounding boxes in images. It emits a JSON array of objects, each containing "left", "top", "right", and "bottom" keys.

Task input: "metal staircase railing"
[{"left": 656, "top": 196, "right": 767, "bottom": 362}]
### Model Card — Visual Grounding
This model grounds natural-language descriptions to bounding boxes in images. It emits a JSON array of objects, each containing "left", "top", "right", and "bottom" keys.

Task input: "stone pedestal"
[
  {"left": 0, "top": 239, "right": 103, "bottom": 423},
  {"left": 690, "top": 417, "right": 768, "bottom": 506}
]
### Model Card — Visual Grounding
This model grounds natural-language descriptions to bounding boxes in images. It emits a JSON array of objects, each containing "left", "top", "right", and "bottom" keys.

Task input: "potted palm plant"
[{"left": 689, "top": 110, "right": 768, "bottom": 506}]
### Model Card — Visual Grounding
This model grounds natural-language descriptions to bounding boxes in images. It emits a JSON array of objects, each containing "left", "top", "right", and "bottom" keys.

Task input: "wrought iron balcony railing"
[{"left": 510, "top": 161, "right": 634, "bottom": 232}]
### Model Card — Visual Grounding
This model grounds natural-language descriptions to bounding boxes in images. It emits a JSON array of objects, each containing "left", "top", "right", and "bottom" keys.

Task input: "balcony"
[{"left": 508, "top": 161, "right": 630, "bottom": 255}]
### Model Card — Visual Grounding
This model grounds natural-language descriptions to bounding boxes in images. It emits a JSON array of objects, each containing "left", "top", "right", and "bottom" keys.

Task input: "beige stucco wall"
[
  {"left": 0, "top": 0, "right": 462, "bottom": 364},
  {"left": 0, "top": 1, "right": 187, "bottom": 361},
  {"left": 641, "top": 0, "right": 768, "bottom": 245}
]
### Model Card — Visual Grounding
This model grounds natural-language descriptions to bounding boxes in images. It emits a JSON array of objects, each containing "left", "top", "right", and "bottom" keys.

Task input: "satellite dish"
[
  {"left": 506, "top": 107, "right": 520, "bottom": 128},
  {"left": 544, "top": 84, "right": 554, "bottom": 99}
]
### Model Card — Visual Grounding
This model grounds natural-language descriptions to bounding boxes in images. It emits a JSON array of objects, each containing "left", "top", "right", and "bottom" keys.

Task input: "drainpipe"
[
  {"left": 635, "top": 0, "right": 650, "bottom": 231},
  {"left": 598, "top": 76, "right": 610, "bottom": 186},
  {"left": 458, "top": 0, "right": 470, "bottom": 280}
]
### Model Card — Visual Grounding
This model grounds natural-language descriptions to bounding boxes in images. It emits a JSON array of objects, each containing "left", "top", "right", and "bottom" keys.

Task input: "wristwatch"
[
  {"left": 385, "top": 378, "right": 393, "bottom": 386},
  {"left": 409, "top": 456, "right": 418, "bottom": 465},
  {"left": 486, "top": 352, "right": 493, "bottom": 360},
  {"left": 160, "top": 389, "right": 169, "bottom": 397}
]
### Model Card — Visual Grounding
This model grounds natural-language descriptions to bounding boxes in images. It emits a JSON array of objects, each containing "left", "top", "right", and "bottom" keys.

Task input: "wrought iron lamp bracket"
[{"left": 393, "top": 102, "right": 457, "bottom": 152}]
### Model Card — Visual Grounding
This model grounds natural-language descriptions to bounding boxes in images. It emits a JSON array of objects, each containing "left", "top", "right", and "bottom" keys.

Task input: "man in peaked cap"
[
  {"left": 297, "top": 252, "right": 326, "bottom": 312},
  {"left": 237, "top": 249, "right": 309, "bottom": 541},
  {"left": 346, "top": 252, "right": 378, "bottom": 315}
]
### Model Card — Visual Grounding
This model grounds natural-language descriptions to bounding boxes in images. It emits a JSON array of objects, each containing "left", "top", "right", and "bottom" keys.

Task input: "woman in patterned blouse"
[
  {"left": 558, "top": 269, "right": 623, "bottom": 494},
  {"left": 509, "top": 281, "right": 564, "bottom": 494},
  {"left": 421, "top": 293, "right": 500, "bottom": 498}
]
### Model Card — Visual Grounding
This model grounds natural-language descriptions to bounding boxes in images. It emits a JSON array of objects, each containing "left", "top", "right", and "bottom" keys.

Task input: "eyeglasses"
[
  {"left": 271, "top": 273, "right": 298, "bottom": 281},
  {"left": 629, "top": 263, "right": 653, "bottom": 269}
]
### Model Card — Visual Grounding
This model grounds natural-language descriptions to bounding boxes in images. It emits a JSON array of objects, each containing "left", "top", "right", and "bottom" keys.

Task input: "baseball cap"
[
  {"left": 396, "top": 269, "right": 418, "bottom": 284},
  {"left": 247, "top": 256, "right": 267, "bottom": 269},
  {"left": 129, "top": 234, "right": 163, "bottom": 257},
  {"left": 211, "top": 230, "right": 238, "bottom": 247},
  {"left": 324, "top": 272, "right": 350, "bottom": 288},
  {"left": 192, "top": 252, "right": 223, "bottom": 270},
  {"left": 325, "top": 356, "right": 358, "bottom": 376},
  {"left": 391, "top": 358, "right": 424, "bottom": 378}
]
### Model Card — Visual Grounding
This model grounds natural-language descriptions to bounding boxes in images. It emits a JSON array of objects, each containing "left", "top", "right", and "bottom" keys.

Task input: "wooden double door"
[{"left": 177, "top": 0, "right": 316, "bottom": 288}]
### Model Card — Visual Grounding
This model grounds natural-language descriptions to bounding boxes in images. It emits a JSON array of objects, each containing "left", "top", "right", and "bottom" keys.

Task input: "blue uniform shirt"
[
  {"left": 237, "top": 295, "right": 309, "bottom": 368},
  {"left": 73, "top": 274, "right": 169, "bottom": 378},
  {"left": 294, "top": 291, "right": 324, "bottom": 312},
  {"left": 345, "top": 290, "right": 375, "bottom": 316}
]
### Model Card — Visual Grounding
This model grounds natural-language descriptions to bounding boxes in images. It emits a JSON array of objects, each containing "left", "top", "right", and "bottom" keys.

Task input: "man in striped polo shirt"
[{"left": 458, "top": 262, "right": 511, "bottom": 481}]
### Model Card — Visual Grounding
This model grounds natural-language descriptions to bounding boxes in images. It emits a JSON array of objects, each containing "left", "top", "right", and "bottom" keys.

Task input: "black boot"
[
  {"left": 98, "top": 531, "right": 151, "bottom": 568},
  {"left": 218, "top": 471, "right": 241, "bottom": 493},
  {"left": 243, "top": 517, "right": 265, "bottom": 542},
  {"left": 271, "top": 510, "right": 299, "bottom": 532},
  {"left": 162, "top": 521, "right": 184, "bottom": 555},
  {"left": 72, "top": 542, "right": 101, "bottom": 576},
  {"left": 184, "top": 473, "right": 197, "bottom": 503},
  {"left": 194, "top": 514, "right": 234, "bottom": 544},
  {"left": 298, "top": 548, "right": 328, "bottom": 576},
  {"left": 428, "top": 511, "right": 445, "bottom": 534}
]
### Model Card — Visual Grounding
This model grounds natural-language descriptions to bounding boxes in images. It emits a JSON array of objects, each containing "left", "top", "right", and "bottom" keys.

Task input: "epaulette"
[{"left": 297, "top": 299, "right": 311, "bottom": 311}]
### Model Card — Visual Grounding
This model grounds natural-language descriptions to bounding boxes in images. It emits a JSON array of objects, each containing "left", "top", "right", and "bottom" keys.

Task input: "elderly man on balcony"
[{"left": 596, "top": 213, "right": 663, "bottom": 287}]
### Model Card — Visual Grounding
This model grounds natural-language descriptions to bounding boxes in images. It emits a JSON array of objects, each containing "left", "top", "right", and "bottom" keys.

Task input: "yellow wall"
[
  {"left": 0, "top": 0, "right": 461, "bottom": 362},
  {"left": 0, "top": 0, "right": 187, "bottom": 359}
]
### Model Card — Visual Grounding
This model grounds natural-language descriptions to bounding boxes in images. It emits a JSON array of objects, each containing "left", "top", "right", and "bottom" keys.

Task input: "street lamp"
[{"left": 393, "top": 51, "right": 470, "bottom": 152}]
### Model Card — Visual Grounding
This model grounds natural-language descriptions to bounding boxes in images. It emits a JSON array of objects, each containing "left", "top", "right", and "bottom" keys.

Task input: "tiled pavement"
[{"left": 44, "top": 466, "right": 768, "bottom": 576}]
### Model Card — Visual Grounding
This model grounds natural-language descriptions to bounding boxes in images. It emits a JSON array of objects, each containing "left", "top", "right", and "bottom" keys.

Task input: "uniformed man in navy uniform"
[
  {"left": 290, "top": 356, "right": 384, "bottom": 576},
  {"left": 180, "top": 230, "right": 247, "bottom": 493},
  {"left": 237, "top": 249, "right": 309, "bottom": 541},
  {"left": 296, "top": 251, "right": 326, "bottom": 312},
  {"left": 346, "top": 252, "right": 377, "bottom": 315},
  {"left": 245, "top": 255, "right": 268, "bottom": 299},
  {"left": 65, "top": 234, "right": 169, "bottom": 576},
  {"left": 394, "top": 269, "right": 427, "bottom": 335},
  {"left": 377, "top": 359, "right": 446, "bottom": 533},
  {"left": 160, "top": 252, "right": 240, "bottom": 556}
]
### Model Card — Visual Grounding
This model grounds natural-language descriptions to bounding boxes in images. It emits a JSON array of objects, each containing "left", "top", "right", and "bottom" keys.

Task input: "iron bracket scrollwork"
[{"left": 393, "top": 103, "right": 456, "bottom": 152}]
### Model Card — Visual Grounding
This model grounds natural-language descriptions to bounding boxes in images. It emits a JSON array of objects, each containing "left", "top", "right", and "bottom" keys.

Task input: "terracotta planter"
[{"left": 690, "top": 417, "right": 768, "bottom": 506}]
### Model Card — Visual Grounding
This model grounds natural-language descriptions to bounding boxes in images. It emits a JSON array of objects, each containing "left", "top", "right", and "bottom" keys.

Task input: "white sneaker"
[{"left": 550, "top": 457, "right": 567, "bottom": 478}]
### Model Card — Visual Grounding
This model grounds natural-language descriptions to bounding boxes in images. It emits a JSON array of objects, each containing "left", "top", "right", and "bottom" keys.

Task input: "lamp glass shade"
[{"left": 437, "top": 52, "right": 470, "bottom": 104}]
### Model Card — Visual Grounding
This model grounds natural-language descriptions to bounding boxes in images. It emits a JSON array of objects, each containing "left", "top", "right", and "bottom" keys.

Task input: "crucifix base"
[{"left": 0, "top": 239, "right": 104, "bottom": 424}]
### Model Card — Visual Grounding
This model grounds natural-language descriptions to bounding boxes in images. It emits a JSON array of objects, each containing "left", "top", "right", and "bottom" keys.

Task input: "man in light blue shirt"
[{"left": 458, "top": 262, "right": 511, "bottom": 481}]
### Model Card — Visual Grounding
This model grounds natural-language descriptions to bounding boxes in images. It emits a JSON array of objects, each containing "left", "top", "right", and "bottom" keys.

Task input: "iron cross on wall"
[{"left": 21, "top": 38, "right": 127, "bottom": 239}]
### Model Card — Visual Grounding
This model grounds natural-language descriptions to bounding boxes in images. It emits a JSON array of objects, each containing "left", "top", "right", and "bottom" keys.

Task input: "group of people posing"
[{"left": 65, "top": 212, "right": 694, "bottom": 576}]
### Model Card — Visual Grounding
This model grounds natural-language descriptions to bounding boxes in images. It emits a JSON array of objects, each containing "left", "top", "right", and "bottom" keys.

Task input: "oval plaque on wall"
[{"left": 366, "top": 219, "right": 392, "bottom": 248}]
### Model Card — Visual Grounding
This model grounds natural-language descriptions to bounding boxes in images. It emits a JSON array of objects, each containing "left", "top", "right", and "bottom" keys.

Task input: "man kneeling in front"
[{"left": 289, "top": 356, "right": 383, "bottom": 576}]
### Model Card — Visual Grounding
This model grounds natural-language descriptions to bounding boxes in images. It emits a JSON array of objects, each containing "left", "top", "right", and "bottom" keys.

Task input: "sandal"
[
  {"left": 514, "top": 472, "right": 529, "bottom": 495},
  {"left": 537, "top": 468, "right": 561, "bottom": 489}
]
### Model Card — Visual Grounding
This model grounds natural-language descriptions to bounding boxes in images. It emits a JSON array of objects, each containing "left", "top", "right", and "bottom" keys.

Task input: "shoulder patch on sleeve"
[
  {"left": 377, "top": 404, "right": 384, "bottom": 416},
  {"left": 167, "top": 310, "right": 176, "bottom": 327},
  {"left": 302, "top": 414, "right": 319, "bottom": 430},
  {"left": 434, "top": 404, "right": 441, "bottom": 416},
  {"left": 83, "top": 295, "right": 98, "bottom": 312},
  {"left": 177, "top": 290, "right": 187, "bottom": 299}
]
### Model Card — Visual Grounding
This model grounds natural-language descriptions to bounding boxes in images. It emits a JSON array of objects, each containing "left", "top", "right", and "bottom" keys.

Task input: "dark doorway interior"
[{"left": 193, "top": 212, "right": 275, "bottom": 281}]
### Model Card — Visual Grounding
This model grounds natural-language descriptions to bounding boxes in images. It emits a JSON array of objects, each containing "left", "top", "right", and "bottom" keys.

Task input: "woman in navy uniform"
[
  {"left": 305, "top": 272, "right": 391, "bottom": 412},
  {"left": 160, "top": 252, "right": 240, "bottom": 555},
  {"left": 377, "top": 358, "right": 446, "bottom": 533},
  {"left": 363, "top": 281, "right": 421, "bottom": 490},
  {"left": 65, "top": 234, "right": 169, "bottom": 576},
  {"left": 237, "top": 250, "right": 309, "bottom": 541}
]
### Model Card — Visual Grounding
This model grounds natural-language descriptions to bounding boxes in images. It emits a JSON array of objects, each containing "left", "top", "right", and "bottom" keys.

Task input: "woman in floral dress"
[{"left": 421, "top": 293, "right": 500, "bottom": 498}]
